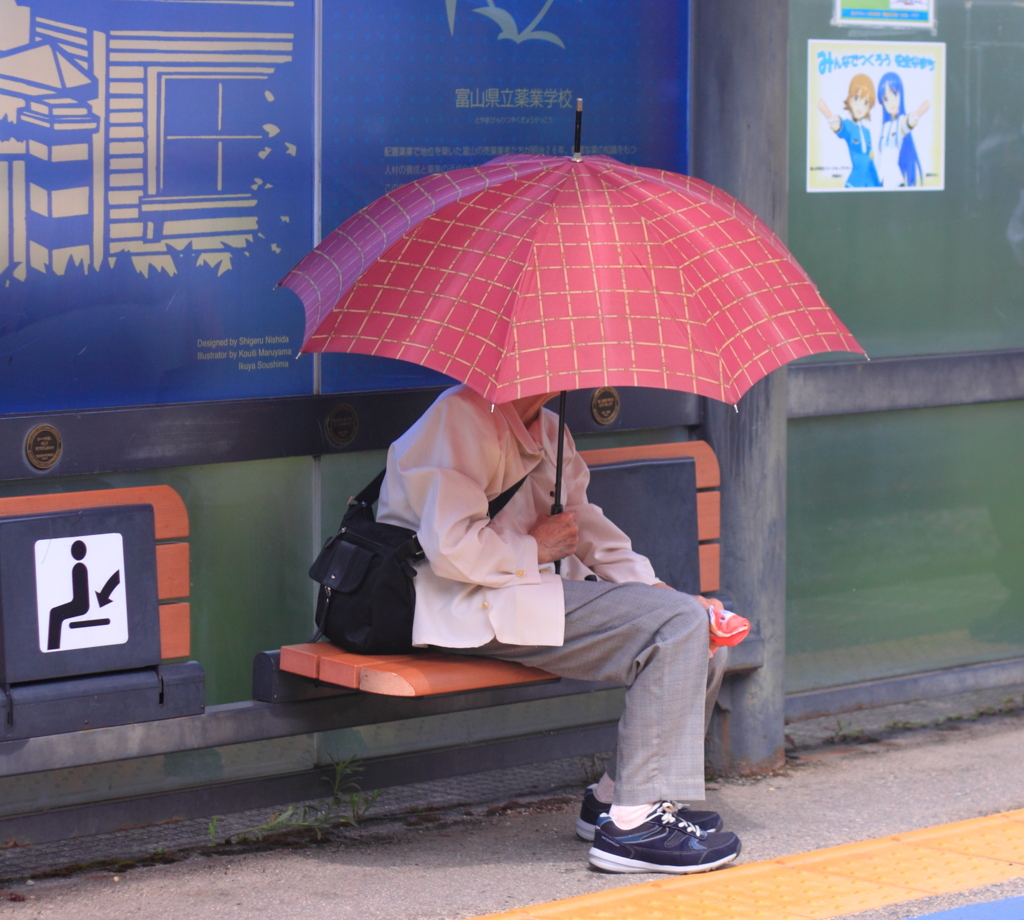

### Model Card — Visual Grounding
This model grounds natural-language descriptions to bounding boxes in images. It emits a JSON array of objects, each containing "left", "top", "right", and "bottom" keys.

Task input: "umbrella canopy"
[{"left": 281, "top": 154, "right": 863, "bottom": 406}]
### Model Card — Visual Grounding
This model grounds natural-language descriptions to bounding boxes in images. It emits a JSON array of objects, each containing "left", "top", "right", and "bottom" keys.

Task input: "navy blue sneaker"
[
  {"left": 588, "top": 803, "right": 741, "bottom": 874},
  {"left": 575, "top": 786, "right": 722, "bottom": 841}
]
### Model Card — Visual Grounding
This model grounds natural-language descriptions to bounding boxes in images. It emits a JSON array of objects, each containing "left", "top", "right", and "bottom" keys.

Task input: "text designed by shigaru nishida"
[{"left": 196, "top": 335, "right": 292, "bottom": 371}]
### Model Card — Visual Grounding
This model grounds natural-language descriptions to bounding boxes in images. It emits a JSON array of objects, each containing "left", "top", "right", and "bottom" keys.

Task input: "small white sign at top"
[
  {"left": 833, "top": 0, "right": 935, "bottom": 29},
  {"left": 35, "top": 533, "right": 129, "bottom": 653}
]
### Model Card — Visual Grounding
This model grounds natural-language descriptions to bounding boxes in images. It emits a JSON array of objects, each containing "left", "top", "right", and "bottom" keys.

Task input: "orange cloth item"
[{"left": 707, "top": 608, "right": 749, "bottom": 647}]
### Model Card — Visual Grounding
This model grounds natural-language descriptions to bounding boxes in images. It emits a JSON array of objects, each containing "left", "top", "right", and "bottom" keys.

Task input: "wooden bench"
[
  {"left": 276, "top": 441, "right": 723, "bottom": 698},
  {"left": 0, "top": 486, "right": 192, "bottom": 661}
]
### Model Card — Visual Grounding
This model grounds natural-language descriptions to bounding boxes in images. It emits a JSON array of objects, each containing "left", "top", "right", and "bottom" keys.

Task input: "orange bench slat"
[
  {"left": 277, "top": 642, "right": 395, "bottom": 683},
  {"left": 579, "top": 440, "right": 721, "bottom": 490},
  {"left": 156, "top": 542, "right": 189, "bottom": 600},
  {"left": 279, "top": 643, "right": 556, "bottom": 697},
  {"left": 356, "top": 655, "right": 556, "bottom": 697},
  {"left": 699, "top": 543, "right": 721, "bottom": 593},
  {"left": 696, "top": 490, "right": 721, "bottom": 542},
  {"left": 159, "top": 603, "right": 190, "bottom": 659},
  {"left": 278, "top": 643, "right": 332, "bottom": 680},
  {"left": 319, "top": 652, "right": 437, "bottom": 689},
  {"left": 0, "top": 486, "right": 189, "bottom": 540}
]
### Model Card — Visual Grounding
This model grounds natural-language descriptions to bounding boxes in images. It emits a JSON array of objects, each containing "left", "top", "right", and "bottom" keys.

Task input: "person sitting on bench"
[{"left": 377, "top": 384, "right": 744, "bottom": 875}]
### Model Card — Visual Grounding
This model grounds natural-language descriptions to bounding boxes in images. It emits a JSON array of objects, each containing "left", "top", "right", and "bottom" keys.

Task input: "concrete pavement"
[{"left": 2, "top": 683, "right": 1024, "bottom": 920}]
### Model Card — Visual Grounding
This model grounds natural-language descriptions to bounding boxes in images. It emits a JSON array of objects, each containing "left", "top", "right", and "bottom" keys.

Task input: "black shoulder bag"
[{"left": 308, "top": 471, "right": 527, "bottom": 655}]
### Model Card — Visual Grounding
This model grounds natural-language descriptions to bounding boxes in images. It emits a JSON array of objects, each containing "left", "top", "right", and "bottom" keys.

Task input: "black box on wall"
[{"left": 0, "top": 506, "right": 161, "bottom": 685}]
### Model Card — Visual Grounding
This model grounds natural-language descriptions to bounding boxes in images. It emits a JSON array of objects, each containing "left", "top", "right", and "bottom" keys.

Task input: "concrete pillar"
[{"left": 690, "top": 0, "right": 789, "bottom": 774}]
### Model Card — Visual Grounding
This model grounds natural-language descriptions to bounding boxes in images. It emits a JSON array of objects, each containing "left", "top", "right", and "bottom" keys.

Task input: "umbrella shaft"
[
  {"left": 551, "top": 390, "right": 567, "bottom": 575},
  {"left": 573, "top": 97, "right": 583, "bottom": 162}
]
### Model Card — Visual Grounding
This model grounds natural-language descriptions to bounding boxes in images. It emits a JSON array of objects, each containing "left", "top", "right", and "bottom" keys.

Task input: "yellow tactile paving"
[
  {"left": 890, "top": 810, "right": 1024, "bottom": 844},
  {"left": 893, "top": 813, "right": 1024, "bottom": 865},
  {"left": 661, "top": 867, "right": 911, "bottom": 919},
  {"left": 470, "top": 810, "right": 1024, "bottom": 920},
  {"left": 782, "top": 841, "right": 1024, "bottom": 894}
]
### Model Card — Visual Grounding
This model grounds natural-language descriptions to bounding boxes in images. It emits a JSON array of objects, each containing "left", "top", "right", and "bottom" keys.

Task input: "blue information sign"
[
  {"left": 0, "top": 0, "right": 315, "bottom": 413},
  {"left": 0, "top": 1, "right": 689, "bottom": 412}
]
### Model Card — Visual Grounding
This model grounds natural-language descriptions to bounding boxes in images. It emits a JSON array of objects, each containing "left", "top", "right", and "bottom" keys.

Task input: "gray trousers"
[{"left": 452, "top": 579, "right": 726, "bottom": 805}]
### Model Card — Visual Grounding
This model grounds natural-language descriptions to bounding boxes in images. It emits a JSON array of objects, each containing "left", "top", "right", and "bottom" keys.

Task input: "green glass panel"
[
  {"left": 787, "top": 402, "right": 1024, "bottom": 693},
  {"left": 0, "top": 458, "right": 315, "bottom": 705},
  {"left": 0, "top": 688, "right": 626, "bottom": 815},
  {"left": 789, "top": 0, "right": 1024, "bottom": 357},
  {"left": 318, "top": 690, "right": 625, "bottom": 765},
  {"left": 319, "top": 450, "right": 388, "bottom": 544},
  {"left": 0, "top": 735, "right": 317, "bottom": 818}
]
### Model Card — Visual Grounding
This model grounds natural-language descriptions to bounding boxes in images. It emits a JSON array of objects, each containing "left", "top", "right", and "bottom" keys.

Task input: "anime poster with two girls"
[{"left": 807, "top": 40, "right": 946, "bottom": 192}]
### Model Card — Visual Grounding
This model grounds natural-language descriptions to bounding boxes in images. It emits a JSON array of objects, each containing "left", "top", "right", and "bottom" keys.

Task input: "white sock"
[
  {"left": 609, "top": 803, "right": 653, "bottom": 830},
  {"left": 593, "top": 773, "right": 616, "bottom": 804}
]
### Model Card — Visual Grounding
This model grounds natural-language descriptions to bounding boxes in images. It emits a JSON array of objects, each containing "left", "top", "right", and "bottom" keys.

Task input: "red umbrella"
[
  {"left": 282, "top": 161, "right": 861, "bottom": 405},
  {"left": 280, "top": 116, "right": 863, "bottom": 550}
]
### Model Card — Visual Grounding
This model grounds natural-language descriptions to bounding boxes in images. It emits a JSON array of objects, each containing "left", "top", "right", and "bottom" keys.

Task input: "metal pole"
[{"left": 690, "top": 0, "right": 789, "bottom": 775}]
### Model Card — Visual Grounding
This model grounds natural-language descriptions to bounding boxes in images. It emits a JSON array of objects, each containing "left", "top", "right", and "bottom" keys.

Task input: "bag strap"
[
  {"left": 351, "top": 470, "right": 527, "bottom": 519},
  {"left": 352, "top": 469, "right": 387, "bottom": 507},
  {"left": 488, "top": 476, "right": 527, "bottom": 518}
]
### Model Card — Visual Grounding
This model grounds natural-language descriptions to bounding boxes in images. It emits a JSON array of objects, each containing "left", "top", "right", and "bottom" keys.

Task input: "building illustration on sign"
[{"left": 0, "top": 0, "right": 296, "bottom": 281}]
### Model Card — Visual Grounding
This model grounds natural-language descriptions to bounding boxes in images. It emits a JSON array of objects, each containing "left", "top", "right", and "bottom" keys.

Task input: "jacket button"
[
  {"left": 517, "top": 570, "right": 525, "bottom": 577},
  {"left": 482, "top": 601, "right": 490, "bottom": 609}
]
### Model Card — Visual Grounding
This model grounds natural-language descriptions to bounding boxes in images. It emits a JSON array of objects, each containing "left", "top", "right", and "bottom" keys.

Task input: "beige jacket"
[{"left": 377, "top": 386, "right": 658, "bottom": 648}]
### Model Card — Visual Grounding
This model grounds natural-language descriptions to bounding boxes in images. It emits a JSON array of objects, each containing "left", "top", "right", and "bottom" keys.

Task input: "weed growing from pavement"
[
  {"left": 883, "top": 719, "right": 927, "bottom": 732},
  {"left": 781, "top": 694, "right": 1024, "bottom": 752},
  {"left": 210, "top": 758, "right": 380, "bottom": 844},
  {"left": 824, "top": 719, "right": 872, "bottom": 745},
  {"left": 878, "top": 696, "right": 1024, "bottom": 735},
  {"left": 1, "top": 850, "right": 182, "bottom": 886}
]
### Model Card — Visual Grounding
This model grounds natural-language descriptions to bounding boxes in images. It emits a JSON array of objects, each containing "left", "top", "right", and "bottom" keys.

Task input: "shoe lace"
[{"left": 649, "top": 802, "right": 707, "bottom": 838}]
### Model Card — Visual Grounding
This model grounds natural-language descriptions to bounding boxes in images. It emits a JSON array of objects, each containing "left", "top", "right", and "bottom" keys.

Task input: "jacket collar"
[{"left": 497, "top": 399, "right": 542, "bottom": 458}]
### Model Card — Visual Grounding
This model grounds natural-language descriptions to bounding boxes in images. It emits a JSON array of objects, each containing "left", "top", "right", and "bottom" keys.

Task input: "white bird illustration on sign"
[{"left": 445, "top": 0, "right": 577, "bottom": 48}]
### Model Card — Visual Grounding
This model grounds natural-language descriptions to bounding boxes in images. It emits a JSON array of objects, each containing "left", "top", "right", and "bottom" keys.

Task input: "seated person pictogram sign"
[
  {"left": 35, "top": 535, "right": 128, "bottom": 653},
  {"left": 0, "top": 506, "right": 161, "bottom": 685}
]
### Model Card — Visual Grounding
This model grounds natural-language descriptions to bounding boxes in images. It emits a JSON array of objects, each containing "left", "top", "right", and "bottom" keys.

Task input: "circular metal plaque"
[
  {"left": 25, "top": 424, "right": 62, "bottom": 470},
  {"left": 590, "top": 387, "right": 621, "bottom": 426},
  {"left": 325, "top": 403, "right": 359, "bottom": 447}
]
